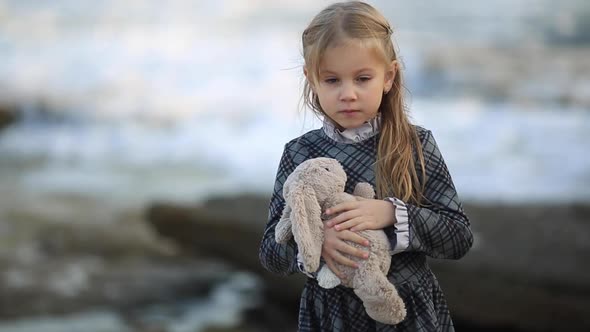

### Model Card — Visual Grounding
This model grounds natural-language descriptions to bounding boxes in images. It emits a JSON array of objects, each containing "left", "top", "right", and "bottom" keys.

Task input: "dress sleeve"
[
  {"left": 384, "top": 130, "right": 473, "bottom": 259},
  {"left": 383, "top": 197, "right": 410, "bottom": 255},
  {"left": 258, "top": 144, "right": 304, "bottom": 275}
]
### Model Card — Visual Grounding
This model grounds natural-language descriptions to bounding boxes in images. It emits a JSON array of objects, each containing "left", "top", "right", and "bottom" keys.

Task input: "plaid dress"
[{"left": 259, "top": 125, "right": 473, "bottom": 332}]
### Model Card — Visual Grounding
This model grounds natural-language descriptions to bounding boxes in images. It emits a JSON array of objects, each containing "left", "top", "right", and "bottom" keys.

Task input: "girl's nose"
[{"left": 339, "top": 82, "right": 357, "bottom": 102}]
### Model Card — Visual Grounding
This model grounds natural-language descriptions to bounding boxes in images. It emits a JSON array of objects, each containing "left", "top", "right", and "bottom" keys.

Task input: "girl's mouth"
[{"left": 339, "top": 109, "right": 360, "bottom": 114}]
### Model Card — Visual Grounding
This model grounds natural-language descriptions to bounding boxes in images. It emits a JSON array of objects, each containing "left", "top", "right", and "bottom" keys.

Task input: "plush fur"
[{"left": 275, "top": 157, "right": 406, "bottom": 324}]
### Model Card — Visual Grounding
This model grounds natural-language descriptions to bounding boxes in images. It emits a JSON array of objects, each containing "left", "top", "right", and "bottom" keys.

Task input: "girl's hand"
[
  {"left": 325, "top": 198, "right": 396, "bottom": 232},
  {"left": 322, "top": 226, "right": 370, "bottom": 278}
]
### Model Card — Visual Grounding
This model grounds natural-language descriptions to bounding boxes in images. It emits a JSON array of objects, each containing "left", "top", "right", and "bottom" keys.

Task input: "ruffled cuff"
[
  {"left": 385, "top": 197, "right": 410, "bottom": 255},
  {"left": 297, "top": 251, "right": 317, "bottom": 278}
]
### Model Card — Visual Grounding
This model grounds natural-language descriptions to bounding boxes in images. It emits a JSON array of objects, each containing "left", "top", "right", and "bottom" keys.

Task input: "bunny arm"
[
  {"left": 353, "top": 182, "right": 376, "bottom": 199},
  {"left": 289, "top": 183, "right": 324, "bottom": 273},
  {"left": 274, "top": 205, "right": 293, "bottom": 243}
]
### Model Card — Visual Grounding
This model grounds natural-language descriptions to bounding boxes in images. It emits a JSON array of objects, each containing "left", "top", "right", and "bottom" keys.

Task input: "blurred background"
[{"left": 0, "top": 0, "right": 589, "bottom": 331}]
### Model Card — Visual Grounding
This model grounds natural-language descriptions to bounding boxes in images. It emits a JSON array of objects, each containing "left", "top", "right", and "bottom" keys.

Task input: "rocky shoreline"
[
  {"left": 146, "top": 194, "right": 590, "bottom": 332},
  {"left": 0, "top": 191, "right": 588, "bottom": 331}
]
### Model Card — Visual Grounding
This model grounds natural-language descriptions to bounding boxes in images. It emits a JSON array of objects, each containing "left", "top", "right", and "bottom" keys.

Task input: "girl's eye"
[
  {"left": 324, "top": 78, "right": 339, "bottom": 84},
  {"left": 357, "top": 76, "right": 372, "bottom": 82}
]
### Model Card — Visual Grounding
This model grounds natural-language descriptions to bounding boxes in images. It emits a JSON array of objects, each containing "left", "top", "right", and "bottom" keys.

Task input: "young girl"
[{"left": 259, "top": 2, "right": 473, "bottom": 331}]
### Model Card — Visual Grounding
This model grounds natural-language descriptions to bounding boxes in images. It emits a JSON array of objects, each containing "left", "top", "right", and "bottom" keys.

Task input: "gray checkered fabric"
[{"left": 259, "top": 125, "right": 473, "bottom": 331}]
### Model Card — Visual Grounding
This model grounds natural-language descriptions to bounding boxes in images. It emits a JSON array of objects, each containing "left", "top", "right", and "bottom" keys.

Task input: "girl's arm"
[
  {"left": 258, "top": 144, "right": 301, "bottom": 276},
  {"left": 383, "top": 129, "right": 473, "bottom": 259},
  {"left": 325, "top": 129, "right": 473, "bottom": 260}
]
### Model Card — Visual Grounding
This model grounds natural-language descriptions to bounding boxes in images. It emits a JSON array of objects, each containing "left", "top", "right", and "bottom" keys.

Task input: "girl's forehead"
[{"left": 319, "top": 39, "right": 385, "bottom": 72}]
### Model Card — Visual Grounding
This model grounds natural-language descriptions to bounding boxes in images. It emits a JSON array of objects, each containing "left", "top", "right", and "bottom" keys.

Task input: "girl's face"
[{"left": 306, "top": 39, "right": 396, "bottom": 130}]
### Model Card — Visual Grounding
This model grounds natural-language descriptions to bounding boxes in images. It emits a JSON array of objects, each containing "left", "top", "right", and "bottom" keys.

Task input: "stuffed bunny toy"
[{"left": 275, "top": 157, "right": 406, "bottom": 325}]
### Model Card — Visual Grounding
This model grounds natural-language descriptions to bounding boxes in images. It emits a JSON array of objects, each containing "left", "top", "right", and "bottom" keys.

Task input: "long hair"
[{"left": 301, "top": 1, "right": 426, "bottom": 204}]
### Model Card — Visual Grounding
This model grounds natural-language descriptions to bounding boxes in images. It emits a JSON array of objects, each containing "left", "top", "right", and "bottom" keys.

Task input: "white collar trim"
[{"left": 322, "top": 115, "right": 381, "bottom": 144}]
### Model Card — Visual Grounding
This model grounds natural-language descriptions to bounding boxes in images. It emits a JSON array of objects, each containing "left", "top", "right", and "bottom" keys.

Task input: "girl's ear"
[{"left": 384, "top": 60, "right": 398, "bottom": 93}]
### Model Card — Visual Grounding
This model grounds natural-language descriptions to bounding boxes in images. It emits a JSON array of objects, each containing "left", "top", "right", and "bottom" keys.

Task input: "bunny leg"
[
  {"left": 317, "top": 265, "right": 341, "bottom": 289},
  {"left": 352, "top": 264, "right": 406, "bottom": 325}
]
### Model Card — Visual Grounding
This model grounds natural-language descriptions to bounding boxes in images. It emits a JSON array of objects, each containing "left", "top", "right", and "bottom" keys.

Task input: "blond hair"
[{"left": 301, "top": 1, "right": 426, "bottom": 204}]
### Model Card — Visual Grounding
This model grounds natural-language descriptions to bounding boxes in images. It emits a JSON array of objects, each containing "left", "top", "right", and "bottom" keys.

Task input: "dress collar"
[{"left": 322, "top": 114, "right": 381, "bottom": 144}]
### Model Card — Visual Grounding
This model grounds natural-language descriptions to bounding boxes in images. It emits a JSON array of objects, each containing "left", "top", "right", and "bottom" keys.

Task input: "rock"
[
  {"left": 35, "top": 220, "right": 178, "bottom": 259},
  {"left": 0, "top": 310, "right": 132, "bottom": 332},
  {"left": 0, "top": 220, "right": 235, "bottom": 319},
  {"left": 145, "top": 195, "right": 305, "bottom": 322},
  {"left": 0, "top": 254, "right": 230, "bottom": 319},
  {"left": 431, "top": 203, "right": 590, "bottom": 332},
  {"left": 0, "top": 104, "right": 18, "bottom": 131},
  {"left": 145, "top": 194, "right": 590, "bottom": 332}
]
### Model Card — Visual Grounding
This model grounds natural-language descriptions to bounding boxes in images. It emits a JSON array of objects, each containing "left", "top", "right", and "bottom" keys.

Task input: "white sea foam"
[{"left": 1, "top": 99, "right": 588, "bottom": 203}]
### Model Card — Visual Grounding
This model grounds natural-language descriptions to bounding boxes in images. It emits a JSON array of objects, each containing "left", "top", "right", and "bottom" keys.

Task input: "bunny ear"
[
  {"left": 275, "top": 205, "right": 293, "bottom": 243},
  {"left": 289, "top": 181, "right": 323, "bottom": 273}
]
